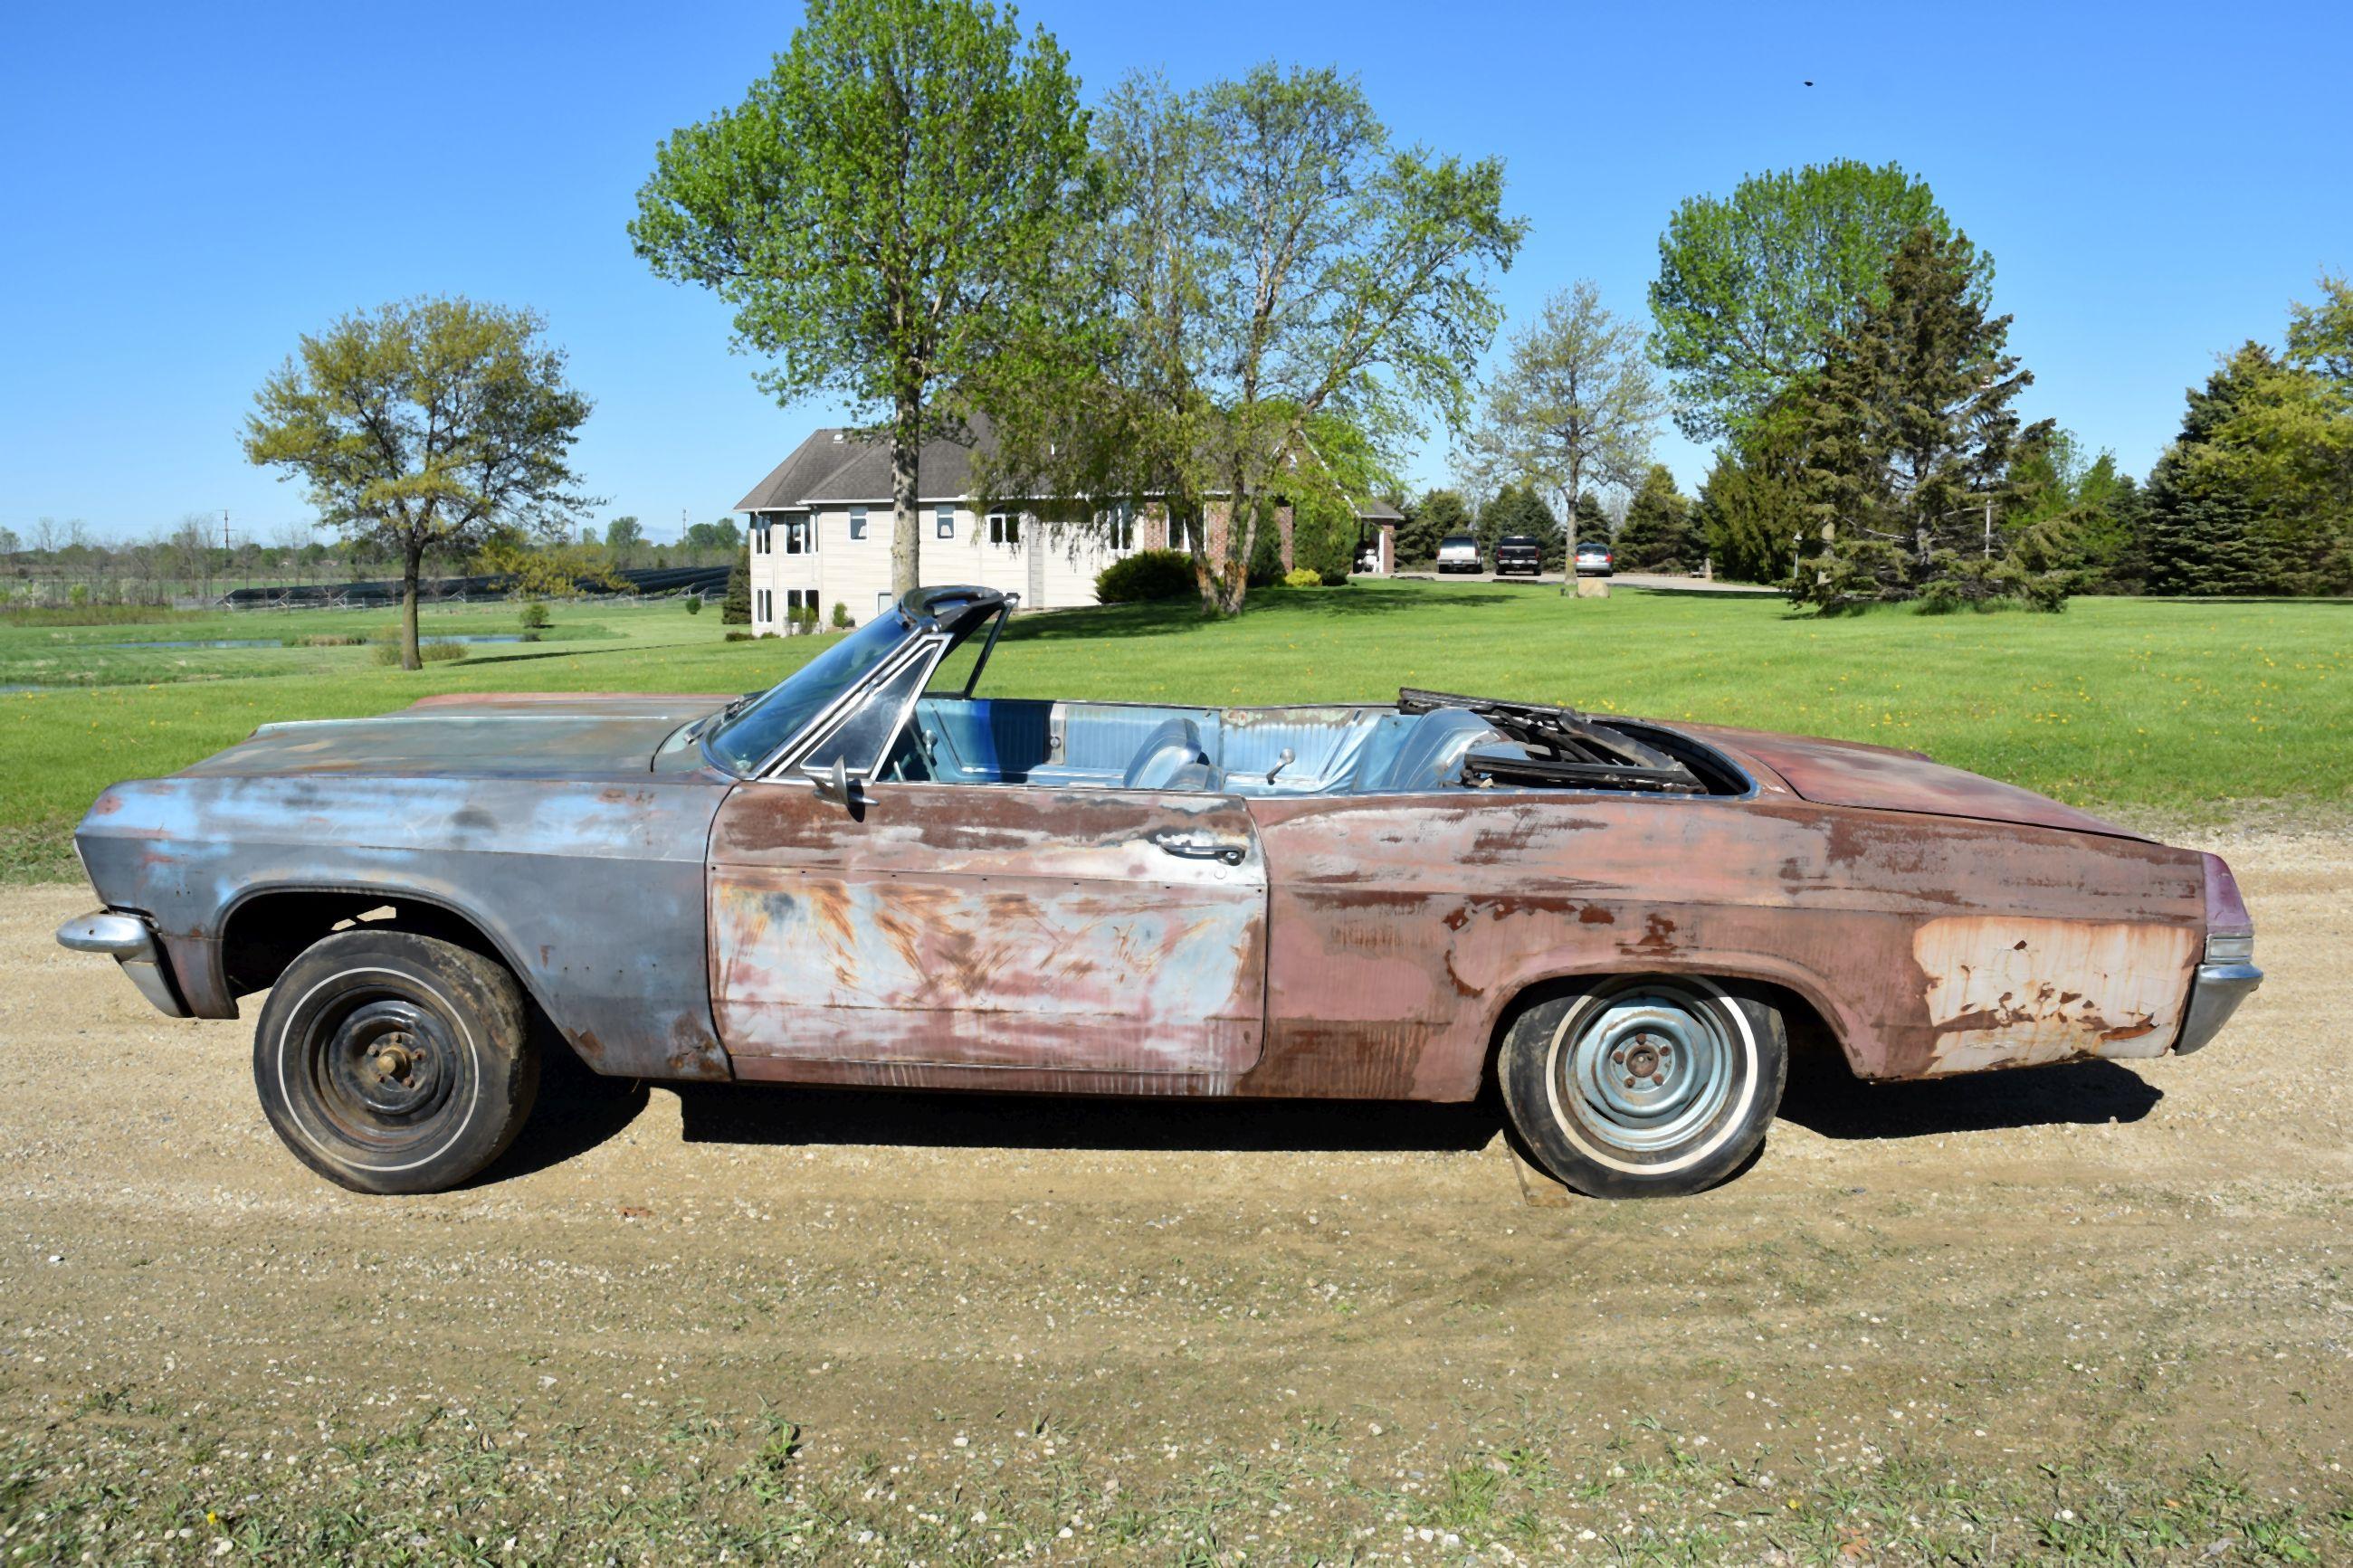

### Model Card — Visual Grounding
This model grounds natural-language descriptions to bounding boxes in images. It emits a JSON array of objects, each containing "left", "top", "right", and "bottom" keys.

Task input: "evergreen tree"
[
  {"left": 721, "top": 540, "right": 753, "bottom": 623},
  {"left": 2141, "top": 346, "right": 2283, "bottom": 595},
  {"left": 1245, "top": 499, "right": 1287, "bottom": 587},
  {"left": 1398, "top": 489, "right": 1469, "bottom": 565},
  {"left": 1478, "top": 484, "right": 1559, "bottom": 565},
  {"left": 1559, "top": 492, "right": 1603, "bottom": 572},
  {"left": 1795, "top": 227, "right": 2057, "bottom": 611},
  {"left": 1692, "top": 409, "right": 1816, "bottom": 583},
  {"left": 1290, "top": 493, "right": 1361, "bottom": 584},
  {"left": 2186, "top": 282, "right": 2353, "bottom": 594},
  {"left": 1613, "top": 464, "right": 1700, "bottom": 572}
]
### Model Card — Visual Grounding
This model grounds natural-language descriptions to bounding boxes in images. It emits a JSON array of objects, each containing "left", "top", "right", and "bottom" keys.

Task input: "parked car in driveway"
[
  {"left": 60, "top": 586, "right": 2262, "bottom": 1199},
  {"left": 1494, "top": 535, "right": 1542, "bottom": 576},
  {"left": 1575, "top": 540, "right": 1614, "bottom": 575},
  {"left": 1435, "top": 534, "right": 1483, "bottom": 574}
]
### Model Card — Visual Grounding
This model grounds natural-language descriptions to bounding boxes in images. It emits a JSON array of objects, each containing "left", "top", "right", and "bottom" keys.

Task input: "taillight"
[{"left": 2200, "top": 851, "right": 2253, "bottom": 964}]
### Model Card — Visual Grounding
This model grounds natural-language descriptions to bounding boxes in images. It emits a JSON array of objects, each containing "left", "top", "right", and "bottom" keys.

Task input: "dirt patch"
[{"left": 2, "top": 829, "right": 2348, "bottom": 1562}]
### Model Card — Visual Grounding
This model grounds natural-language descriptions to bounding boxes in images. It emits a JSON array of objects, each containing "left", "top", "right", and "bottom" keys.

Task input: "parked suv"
[
  {"left": 1495, "top": 535, "right": 1542, "bottom": 576},
  {"left": 1435, "top": 535, "right": 1482, "bottom": 575}
]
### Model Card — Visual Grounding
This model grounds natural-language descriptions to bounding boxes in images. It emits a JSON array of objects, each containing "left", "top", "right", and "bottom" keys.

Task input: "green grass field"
[{"left": 4, "top": 582, "right": 2347, "bottom": 881}]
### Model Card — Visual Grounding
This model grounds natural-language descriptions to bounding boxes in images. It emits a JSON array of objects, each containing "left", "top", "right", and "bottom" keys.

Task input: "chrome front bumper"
[
  {"left": 2175, "top": 959, "right": 2262, "bottom": 1056},
  {"left": 56, "top": 909, "right": 189, "bottom": 1018}
]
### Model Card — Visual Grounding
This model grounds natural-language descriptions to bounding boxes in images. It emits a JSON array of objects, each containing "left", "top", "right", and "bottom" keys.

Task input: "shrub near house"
[{"left": 1096, "top": 550, "right": 1196, "bottom": 603}]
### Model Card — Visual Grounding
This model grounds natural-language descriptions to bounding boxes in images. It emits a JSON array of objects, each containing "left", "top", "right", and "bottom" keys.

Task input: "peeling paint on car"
[
  {"left": 709, "top": 783, "right": 1267, "bottom": 1076},
  {"left": 1914, "top": 916, "right": 2199, "bottom": 1071}
]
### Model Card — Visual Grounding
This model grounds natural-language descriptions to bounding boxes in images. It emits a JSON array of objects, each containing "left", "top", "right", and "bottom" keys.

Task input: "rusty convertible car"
[{"left": 60, "top": 585, "right": 2261, "bottom": 1197}]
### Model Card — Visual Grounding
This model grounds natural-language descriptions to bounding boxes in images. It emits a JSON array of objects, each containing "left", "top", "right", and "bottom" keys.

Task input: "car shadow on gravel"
[
  {"left": 674, "top": 1083, "right": 1502, "bottom": 1155},
  {"left": 1778, "top": 1052, "right": 2162, "bottom": 1140},
  {"left": 475, "top": 1039, "right": 653, "bottom": 1184}
]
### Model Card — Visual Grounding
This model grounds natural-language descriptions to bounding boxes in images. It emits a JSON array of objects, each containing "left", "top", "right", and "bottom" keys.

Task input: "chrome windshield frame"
[{"left": 694, "top": 585, "right": 1013, "bottom": 783}]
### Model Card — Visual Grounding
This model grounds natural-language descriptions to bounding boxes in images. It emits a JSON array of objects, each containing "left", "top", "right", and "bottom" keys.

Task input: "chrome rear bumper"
[
  {"left": 2174, "top": 960, "right": 2262, "bottom": 1056},
  {"left": 56, "top": 910, "right": 189, "bottom": 1018}
]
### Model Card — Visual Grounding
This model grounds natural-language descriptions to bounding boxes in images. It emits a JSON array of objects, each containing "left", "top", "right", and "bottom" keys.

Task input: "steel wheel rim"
[
  {"left": 1554, "top": 981, "right": 1738, "bottom": 1155},
  {"left": 308, "top": 991, "right": 459, "bottom": 1147}
]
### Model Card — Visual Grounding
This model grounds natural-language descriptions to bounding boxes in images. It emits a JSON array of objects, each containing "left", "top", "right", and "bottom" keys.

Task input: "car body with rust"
[{"left": 60, "top": 586, "right": 2262, "bottom": 1196}]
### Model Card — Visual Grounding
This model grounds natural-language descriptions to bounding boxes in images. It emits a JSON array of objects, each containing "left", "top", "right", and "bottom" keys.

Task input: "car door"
[{"left": 708, "top": 778, "right": 1270, "bottom": 1082}]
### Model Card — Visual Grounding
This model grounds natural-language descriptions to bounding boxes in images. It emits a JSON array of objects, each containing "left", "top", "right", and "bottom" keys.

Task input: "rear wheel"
[
  {"left": 252, "top": 929, "right": 538, "bottom": 1194},
  {"left": 1500, "top": 974, "right": 1786, "bottom": 1199}
]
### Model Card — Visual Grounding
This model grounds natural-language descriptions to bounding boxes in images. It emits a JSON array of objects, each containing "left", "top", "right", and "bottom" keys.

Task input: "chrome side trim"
[
  {"left": 55, "top": 909, "right": 190, "bottom": 1018},
  {"left": 2174, "top": 960, "right": 2262, "bottom": 1056}
]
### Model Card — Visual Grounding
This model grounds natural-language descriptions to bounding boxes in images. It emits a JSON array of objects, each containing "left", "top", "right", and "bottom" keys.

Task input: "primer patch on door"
[{"left": 1914, "top": 917, "right": 2197, "bottom": 1074}]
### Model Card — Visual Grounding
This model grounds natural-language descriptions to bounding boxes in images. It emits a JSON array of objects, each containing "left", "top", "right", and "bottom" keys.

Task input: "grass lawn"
[{"left": 4, "top": 581, "right": 2347, "bottom": 881}]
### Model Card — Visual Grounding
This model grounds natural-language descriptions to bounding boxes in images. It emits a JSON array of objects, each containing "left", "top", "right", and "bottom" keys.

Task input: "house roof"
[
  {"left": 738, "top": 418, "right": 1404, "bottom": 522},
  {"left": 735, "top": 420, "right": 991, "bottom": 512}
]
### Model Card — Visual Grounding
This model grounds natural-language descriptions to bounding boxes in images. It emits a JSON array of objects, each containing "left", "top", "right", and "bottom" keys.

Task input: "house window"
[
  {"left": 782, "top": 516, "right": 813, "bottom": 555},
  {"left": 1104, "top": 502, "right": 1135, "bottom": 553},
  {"left": 936, "top": 506, "right": 956, "bottom": 539},
  {"left": 849, "top": 507, "right": 866, "bottom": 541},
  {"left": 757, "top": 589, "right": 771, "bottom": 622},
  {"left": 752, "top": 520, "right": 771, "bottom": 556},
  {"left": 988, "top": 511, "right": 1020, "bottom": 547},
  {"left": 1167, "top": 514, "right": 1193, "bottom": 553}
]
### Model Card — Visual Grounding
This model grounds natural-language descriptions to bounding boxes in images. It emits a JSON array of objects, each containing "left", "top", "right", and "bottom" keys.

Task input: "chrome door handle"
[{"left": 1149, "top": 831, "right": 1247, "bottom": 867}]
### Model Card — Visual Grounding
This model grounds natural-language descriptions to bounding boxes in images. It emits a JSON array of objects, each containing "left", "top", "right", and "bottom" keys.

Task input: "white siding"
[{"left": 743, "top": 503, "right": 1130, "bottom": 623}]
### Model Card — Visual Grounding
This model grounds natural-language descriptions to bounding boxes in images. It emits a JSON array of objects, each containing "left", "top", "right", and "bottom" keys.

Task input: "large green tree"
[
  {"left": 1650, "top": 160, "right": 1988, "bottom": 442},
  {"left": 979, "top": 64, "right": 1522, "bottom": 613},
  {"left": 632, "top": 0, "right": 1094, "bottom": 600},
  {"left": 2142, "top": 321, "right": 2353, "bottom": 597},
  {"left": 1613, "top": 463, "right": 1701, "bottom": 572},
  {"left": 1460, "top": 280, "right": 1662, "bottom": 565},
  {"left": 2178, "top": 276, "right": 2353, "bottom": 594},
  {"left": 1793, "top": 227, "right": 2055, "bottom": 612},
  {"left": 243, "top": 297, "right": 593, "bottom": 669}
]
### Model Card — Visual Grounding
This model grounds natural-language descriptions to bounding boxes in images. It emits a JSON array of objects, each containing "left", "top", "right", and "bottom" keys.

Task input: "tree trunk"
[
  {"left": 1206, "top": 473, "right": 1254, "bottom": 617},
  {"left": 400, "top": 537, "right": 423, "bottom": 671},
  {"left": 890, "top": 391, "right": 923, "bottom": 602}
]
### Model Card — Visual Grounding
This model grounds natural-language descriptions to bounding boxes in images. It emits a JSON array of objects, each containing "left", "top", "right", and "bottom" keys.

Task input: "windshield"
[{"left": 704, "top": 611, "right": 913, "bottom": 774}]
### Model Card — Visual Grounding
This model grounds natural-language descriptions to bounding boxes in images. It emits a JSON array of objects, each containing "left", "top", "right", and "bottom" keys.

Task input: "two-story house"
[{"left": 735, "top": 425, "right": 1398, "bottom": 631}]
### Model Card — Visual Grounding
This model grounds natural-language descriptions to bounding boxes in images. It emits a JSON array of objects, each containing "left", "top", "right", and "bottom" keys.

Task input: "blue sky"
[{"left": 3, "top": 0, "right": 2347, "bottom": 544}]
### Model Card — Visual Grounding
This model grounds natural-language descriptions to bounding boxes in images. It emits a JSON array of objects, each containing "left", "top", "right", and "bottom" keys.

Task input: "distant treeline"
[{"left": 0, "top": 515, "right": 745, "bottom": 608}]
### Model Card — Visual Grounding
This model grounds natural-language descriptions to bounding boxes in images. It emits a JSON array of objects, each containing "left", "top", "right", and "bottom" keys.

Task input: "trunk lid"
[{"left": 1683, "top": 723, "right": 2146, "bottom": 840}]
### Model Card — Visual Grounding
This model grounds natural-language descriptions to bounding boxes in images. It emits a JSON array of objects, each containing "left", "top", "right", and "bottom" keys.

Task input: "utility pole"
[{"left": 1982, "top": 498, "right": 1994, "bottom": 559}]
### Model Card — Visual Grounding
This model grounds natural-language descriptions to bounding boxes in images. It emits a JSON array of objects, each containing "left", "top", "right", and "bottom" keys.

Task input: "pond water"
[{"left": 114, "top": 633, "right": 529, "bottom": 650}]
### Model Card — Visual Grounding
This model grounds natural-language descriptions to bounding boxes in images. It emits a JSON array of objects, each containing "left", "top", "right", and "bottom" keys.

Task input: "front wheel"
[
  {"left": 252, "top": 929, "right": 538, "bottom": 1194},
  {"left": 1500, "top": 975, "right": 1786, "bottom": 1199}
]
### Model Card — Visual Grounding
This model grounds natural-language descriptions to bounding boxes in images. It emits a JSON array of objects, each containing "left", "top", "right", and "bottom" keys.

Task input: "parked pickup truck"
[
  {"left": 58, "top": 586, "right": 2262, "bottom": 1200},
  {"left": 1495, "top": 536, "right": 1542, "bottom": 576},
  {"left": 1435, "top": 535, "right": 1482, "bottom": 574}
]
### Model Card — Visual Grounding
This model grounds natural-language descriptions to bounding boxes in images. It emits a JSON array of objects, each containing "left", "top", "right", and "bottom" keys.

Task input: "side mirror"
[{"left": 803, "top": 756, "right": 858, "bottom": 810}]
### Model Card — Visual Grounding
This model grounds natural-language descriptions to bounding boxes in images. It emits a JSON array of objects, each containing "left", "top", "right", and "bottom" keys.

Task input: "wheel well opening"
[
  {"left": 1480, "top": 971, "right": 1854, "bottom": 1093},
  {"left": 221, "top": 890, "right": 510, "bottom": 999}
]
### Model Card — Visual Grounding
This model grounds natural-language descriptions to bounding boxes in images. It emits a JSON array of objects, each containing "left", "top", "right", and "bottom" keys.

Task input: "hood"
[
  {"left": 176, "top": 692, "right": 733, "bottom": 781},
  {"left": 1681, "top": 722, "right": 2145, "bottom": 840}
]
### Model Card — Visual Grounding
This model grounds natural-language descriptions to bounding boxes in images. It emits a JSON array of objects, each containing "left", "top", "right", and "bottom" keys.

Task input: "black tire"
[
  {"left": 1499, "top": 974, "right": 1786, "bottom": 1199},
  {"left": 252, "top": 929, "right": 538, "bottom": 1194}
]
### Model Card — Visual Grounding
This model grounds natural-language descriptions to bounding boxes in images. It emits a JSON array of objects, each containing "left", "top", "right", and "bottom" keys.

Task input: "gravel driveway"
[{"left": 2, "top": 828, "right": 2347, "bottom": 1562}]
